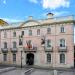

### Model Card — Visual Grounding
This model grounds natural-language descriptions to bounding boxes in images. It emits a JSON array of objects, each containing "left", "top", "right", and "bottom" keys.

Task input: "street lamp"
[{"left": 21, "top": 50, "right": 23, "bottom": 69}]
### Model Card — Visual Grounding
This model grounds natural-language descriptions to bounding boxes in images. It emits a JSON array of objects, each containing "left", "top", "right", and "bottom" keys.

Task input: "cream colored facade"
[{"left": 0, "top": 13, "right": 75, "bottom": 68}]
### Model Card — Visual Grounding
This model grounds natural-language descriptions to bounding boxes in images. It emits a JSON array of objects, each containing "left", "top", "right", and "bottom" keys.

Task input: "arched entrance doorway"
[{"left": 26, "top": 53, "right": 34, "bottom": 65}]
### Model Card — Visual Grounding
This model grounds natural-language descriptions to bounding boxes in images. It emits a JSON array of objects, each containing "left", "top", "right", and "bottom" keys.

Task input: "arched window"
[
  {"left": 4, "top": 42, "right": 7, "bottom": 48},
  {"left": 13, "top": 42, "right": 16, "bottom": 48},
  {"left": 47, "top": 53, "right": 51, "bottom": 63},
  {"left": 60, "top": 39, "right": 66, "bottom": 47},
  {"left": 60, "top": 54, "right": 65, "bottom": 63}
]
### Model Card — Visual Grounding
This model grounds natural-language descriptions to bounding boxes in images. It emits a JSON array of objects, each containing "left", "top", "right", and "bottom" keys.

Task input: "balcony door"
[{"left": 26, "top": 53, "right": 34, "bottom": 65}]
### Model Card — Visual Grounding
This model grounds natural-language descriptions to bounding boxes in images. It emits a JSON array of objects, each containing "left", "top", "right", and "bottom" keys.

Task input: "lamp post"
[{"left": 21, "top": 50, "right": 23, "bottom": 69}]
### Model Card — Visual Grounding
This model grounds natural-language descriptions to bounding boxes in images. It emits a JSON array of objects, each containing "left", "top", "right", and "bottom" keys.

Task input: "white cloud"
[
  {"left": 41, "top": 0, "right": 70, "bottom": 9},
  {"left": 3, "top": 0, "right": 6, "bottom": 4},
  {"left": 29, "top": 0, "right": 38, "bottom": 4},
  {"left": 52, "top": 11, "right": 68, "bottom": 16}
]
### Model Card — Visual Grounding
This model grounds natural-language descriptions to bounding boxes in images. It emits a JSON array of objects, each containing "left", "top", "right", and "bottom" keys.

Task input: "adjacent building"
[{"left": 0, "top": 13, "right": 75, "bottom": 68}]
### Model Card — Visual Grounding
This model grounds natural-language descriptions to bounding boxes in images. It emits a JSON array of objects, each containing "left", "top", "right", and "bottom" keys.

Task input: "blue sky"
[{"left": 0, "top": 0, "right": 75, "bottom": 23}]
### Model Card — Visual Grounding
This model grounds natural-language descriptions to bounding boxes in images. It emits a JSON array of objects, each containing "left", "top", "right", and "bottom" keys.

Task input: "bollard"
[{"left": 53, "top": 70, "right": 58, "bottom": 75}]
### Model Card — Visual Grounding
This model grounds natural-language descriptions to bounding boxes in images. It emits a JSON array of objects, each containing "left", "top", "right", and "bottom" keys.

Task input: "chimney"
[
  {"left": 47, "top": 13, "right": 54, "bottom": 19},
  {"left": 28, "top": 16, "right": 33, "bottom": 20}
]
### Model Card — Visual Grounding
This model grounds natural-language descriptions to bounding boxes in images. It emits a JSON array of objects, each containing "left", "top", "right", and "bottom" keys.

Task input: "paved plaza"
[{"left": 0, "top": 67, "right": 75, "bottom": 75}]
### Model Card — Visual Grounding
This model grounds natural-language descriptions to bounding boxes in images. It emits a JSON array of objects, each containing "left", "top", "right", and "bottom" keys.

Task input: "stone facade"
[{"left": 0, "top": 13, "right": 75, "bottom": 68}]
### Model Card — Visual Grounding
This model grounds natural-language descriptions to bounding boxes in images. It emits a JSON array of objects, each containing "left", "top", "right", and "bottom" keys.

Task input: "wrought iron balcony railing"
[
  {"left": 10, "top": 48, "right": 17, "bottom": 53},
  {"left": 58, "top": 46, "right": 67, "bottom": 52},
  {"left": 45, "top": 46, "right": 53, "bottom": 52},
  {"left": 23, "top": 46, "right": 37, "bottom": 52},
  {"left": 1, "top": 48, "right": 8, "bottom": 53}
]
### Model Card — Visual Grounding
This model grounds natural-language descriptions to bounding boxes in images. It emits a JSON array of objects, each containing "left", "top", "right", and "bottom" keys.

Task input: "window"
[
  {"left": 22, "top": 31, "right": 24, "bottom": 35},
  {"left": 19, "top": 38, "right": 23, "bottom": 45},
  {"left": 29, "top": 30, "right": 32, "bottom": 36},
  {"left": 4, "top": 31, "right": 7, "bottom": 38},
  {"left": 47, "top": 53, "right": 51, "bottom": 63},
  {"left": 13, "top": 54, "right": 16, "bottom": 62},
  {"left": 47, "top": 28, "right": 51, "bottom": 34},
  {"left": 47, "top": 40, "right": 51, "bottom": 47},
  {"left": 3, "top": 54, "right": 7, "bottom": 61},
  {"left": 60, "top": 39, "right": 66, "bottom": 47},
  {"left": 60, "top": 54, "right": 65, "bottom": 63},
  {"left": 13, "top": 42, "right": 16, "bottom": 48},
  {"left": 4, "top": 42, "right": 7, "bottom": 48},
  {"left": 60, "top": 26, "right": 65, "bottom": 33},
  {"left": 13, "top": 31, "right": 16, "bottom": 37},
  {"left": 37, "top": 29, "right": 40, "bottom": 35}
]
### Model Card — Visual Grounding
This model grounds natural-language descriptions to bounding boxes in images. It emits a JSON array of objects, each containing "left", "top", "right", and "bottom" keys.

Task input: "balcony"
[
  {"left": 1, "top": 48, "right": 8, "bottom": 53},
  {"left": 23, "top": 46, "right": 37, "bottom": 52},
  {"left": 58, "top": 46, "right": 67, "bottom": 52},
  {"left": 45, "top": 46, "right": 53, "bottom": 52},
  {"left": 10, "top": 48, "right": 17, "bottom": 53}
]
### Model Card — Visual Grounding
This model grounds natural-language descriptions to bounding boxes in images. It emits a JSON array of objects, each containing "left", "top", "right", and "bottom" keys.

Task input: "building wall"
[{"left": 0, "top": 17, "right": 74, "bottom": 68}]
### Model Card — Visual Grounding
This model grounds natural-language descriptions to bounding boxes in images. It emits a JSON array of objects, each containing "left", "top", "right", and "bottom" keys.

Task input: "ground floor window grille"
[
  {"left": 3, "top": 54, "right": 7, "bottom": 61},
  {"left": 13, "top": 54, "right": 16, "bottom": 62},
  {"left": 47, "top": 53, "right": 51, "bottom": 63}
]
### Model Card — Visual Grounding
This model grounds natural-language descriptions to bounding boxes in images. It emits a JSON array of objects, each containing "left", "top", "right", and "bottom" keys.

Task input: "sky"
[{"left": 0, "top": 0, "right": 75, "bottom": 23}]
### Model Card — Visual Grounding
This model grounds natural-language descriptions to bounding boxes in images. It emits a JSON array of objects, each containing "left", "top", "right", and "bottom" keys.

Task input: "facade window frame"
[
  {"left": 3, "top": 54, "right": 7, "bottom": 61},
  {"left": 29, "top": 30, "right": 32, "bottom": 36},
  {"left": 4, "top": 42, "right": 7, "bottom": 48},
  {"left": 37, "top": 29, "right": 40, "bottom": 35},
  {"left": 47, "top": 53, "right": 51, "bottom": 63},
  {"left": 13, "top": 31, "right": 16, "bottom": 37},
  {"left": 46, "top": 39, "right": 51, "bottom": 47},
  {"left": 13, "top": 54, "right": 16, "bottom": 62},
  {"left": 47, "top": 27, "right": 51, "bottom": 34},
  {"left": 60, "top": 53, "right": 65, "bottom": 64},
  {"left": 60, "top": 39, "right": 66, "bottom": 47},
  {"left": 60, "top": 26, "right": 65, "bottom": 33},
  {"left": 22, "top": 31, "right": 24, "bottom": 35},
  {"left": 13, "top": 41, "right": 17, "bottom": 48},
  {"left": 4, "top": 31, "right": 7, "bottom": 38}
]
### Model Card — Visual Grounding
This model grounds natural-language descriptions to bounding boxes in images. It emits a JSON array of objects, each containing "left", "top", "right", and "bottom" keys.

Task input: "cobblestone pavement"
[
  {"left": 31, "top": 69, "right": 53, "bottom": 75},
  {"left": 0, "top": 68, "right": 75, "bottom": 75},
  {"left": 0, "top": 68, "right": 27, "bottom": 75}
]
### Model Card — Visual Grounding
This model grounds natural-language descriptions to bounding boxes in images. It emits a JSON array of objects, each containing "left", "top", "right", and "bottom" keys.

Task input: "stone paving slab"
[{"left": 0, "top": 67, "right": 16, "bottom": 74}]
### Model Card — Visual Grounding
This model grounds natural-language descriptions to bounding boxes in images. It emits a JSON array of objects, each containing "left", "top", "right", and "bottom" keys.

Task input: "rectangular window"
[
  {"left": 4, "top": 31, "right": 7, "bottom": 38},
  {"left": 47, "top": 54, "right": 51, "bottom": 63},
  {"left": 47, "top": 28, "right": 51, "bottom": 34},
  {"left": 37, "top": 29, "right": 40, "bottom": 35},
  {"left": 60, "top": 26, "right": 65, "bottom": 33},
  {"left": 3, "top": 54, "right": 7, "bottom": 61},
  {"left": 4, "top": 42, "right": 7, "bottom": 48},
  {"left": 47, "top": 40, "right": 51, "bottom": 47},
  {"left": 13, "top": 54, "right": 16, "bottom": 62},
  {"left": 22, "top": 31, "right": 24, "bottom": 35},
  {"left": 13, "top": 42, "right": 16, "bottom": 48},
  {"left": 60, "top": 39, "right": 65, "bottom": 47},
  {"left": 29, "top": 30, "right": 32, "bottom": 36},
  {"left": 19, "top": 38, "right": 23, "bottom": 45},
  {"left": 13, "top": 32, "right": 16, "bottom": 37}
]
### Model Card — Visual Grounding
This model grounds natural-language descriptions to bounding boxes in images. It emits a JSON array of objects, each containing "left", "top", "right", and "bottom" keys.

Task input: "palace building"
[{"left": 0, "top": 13, "right": 75, "bottom": 68}]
